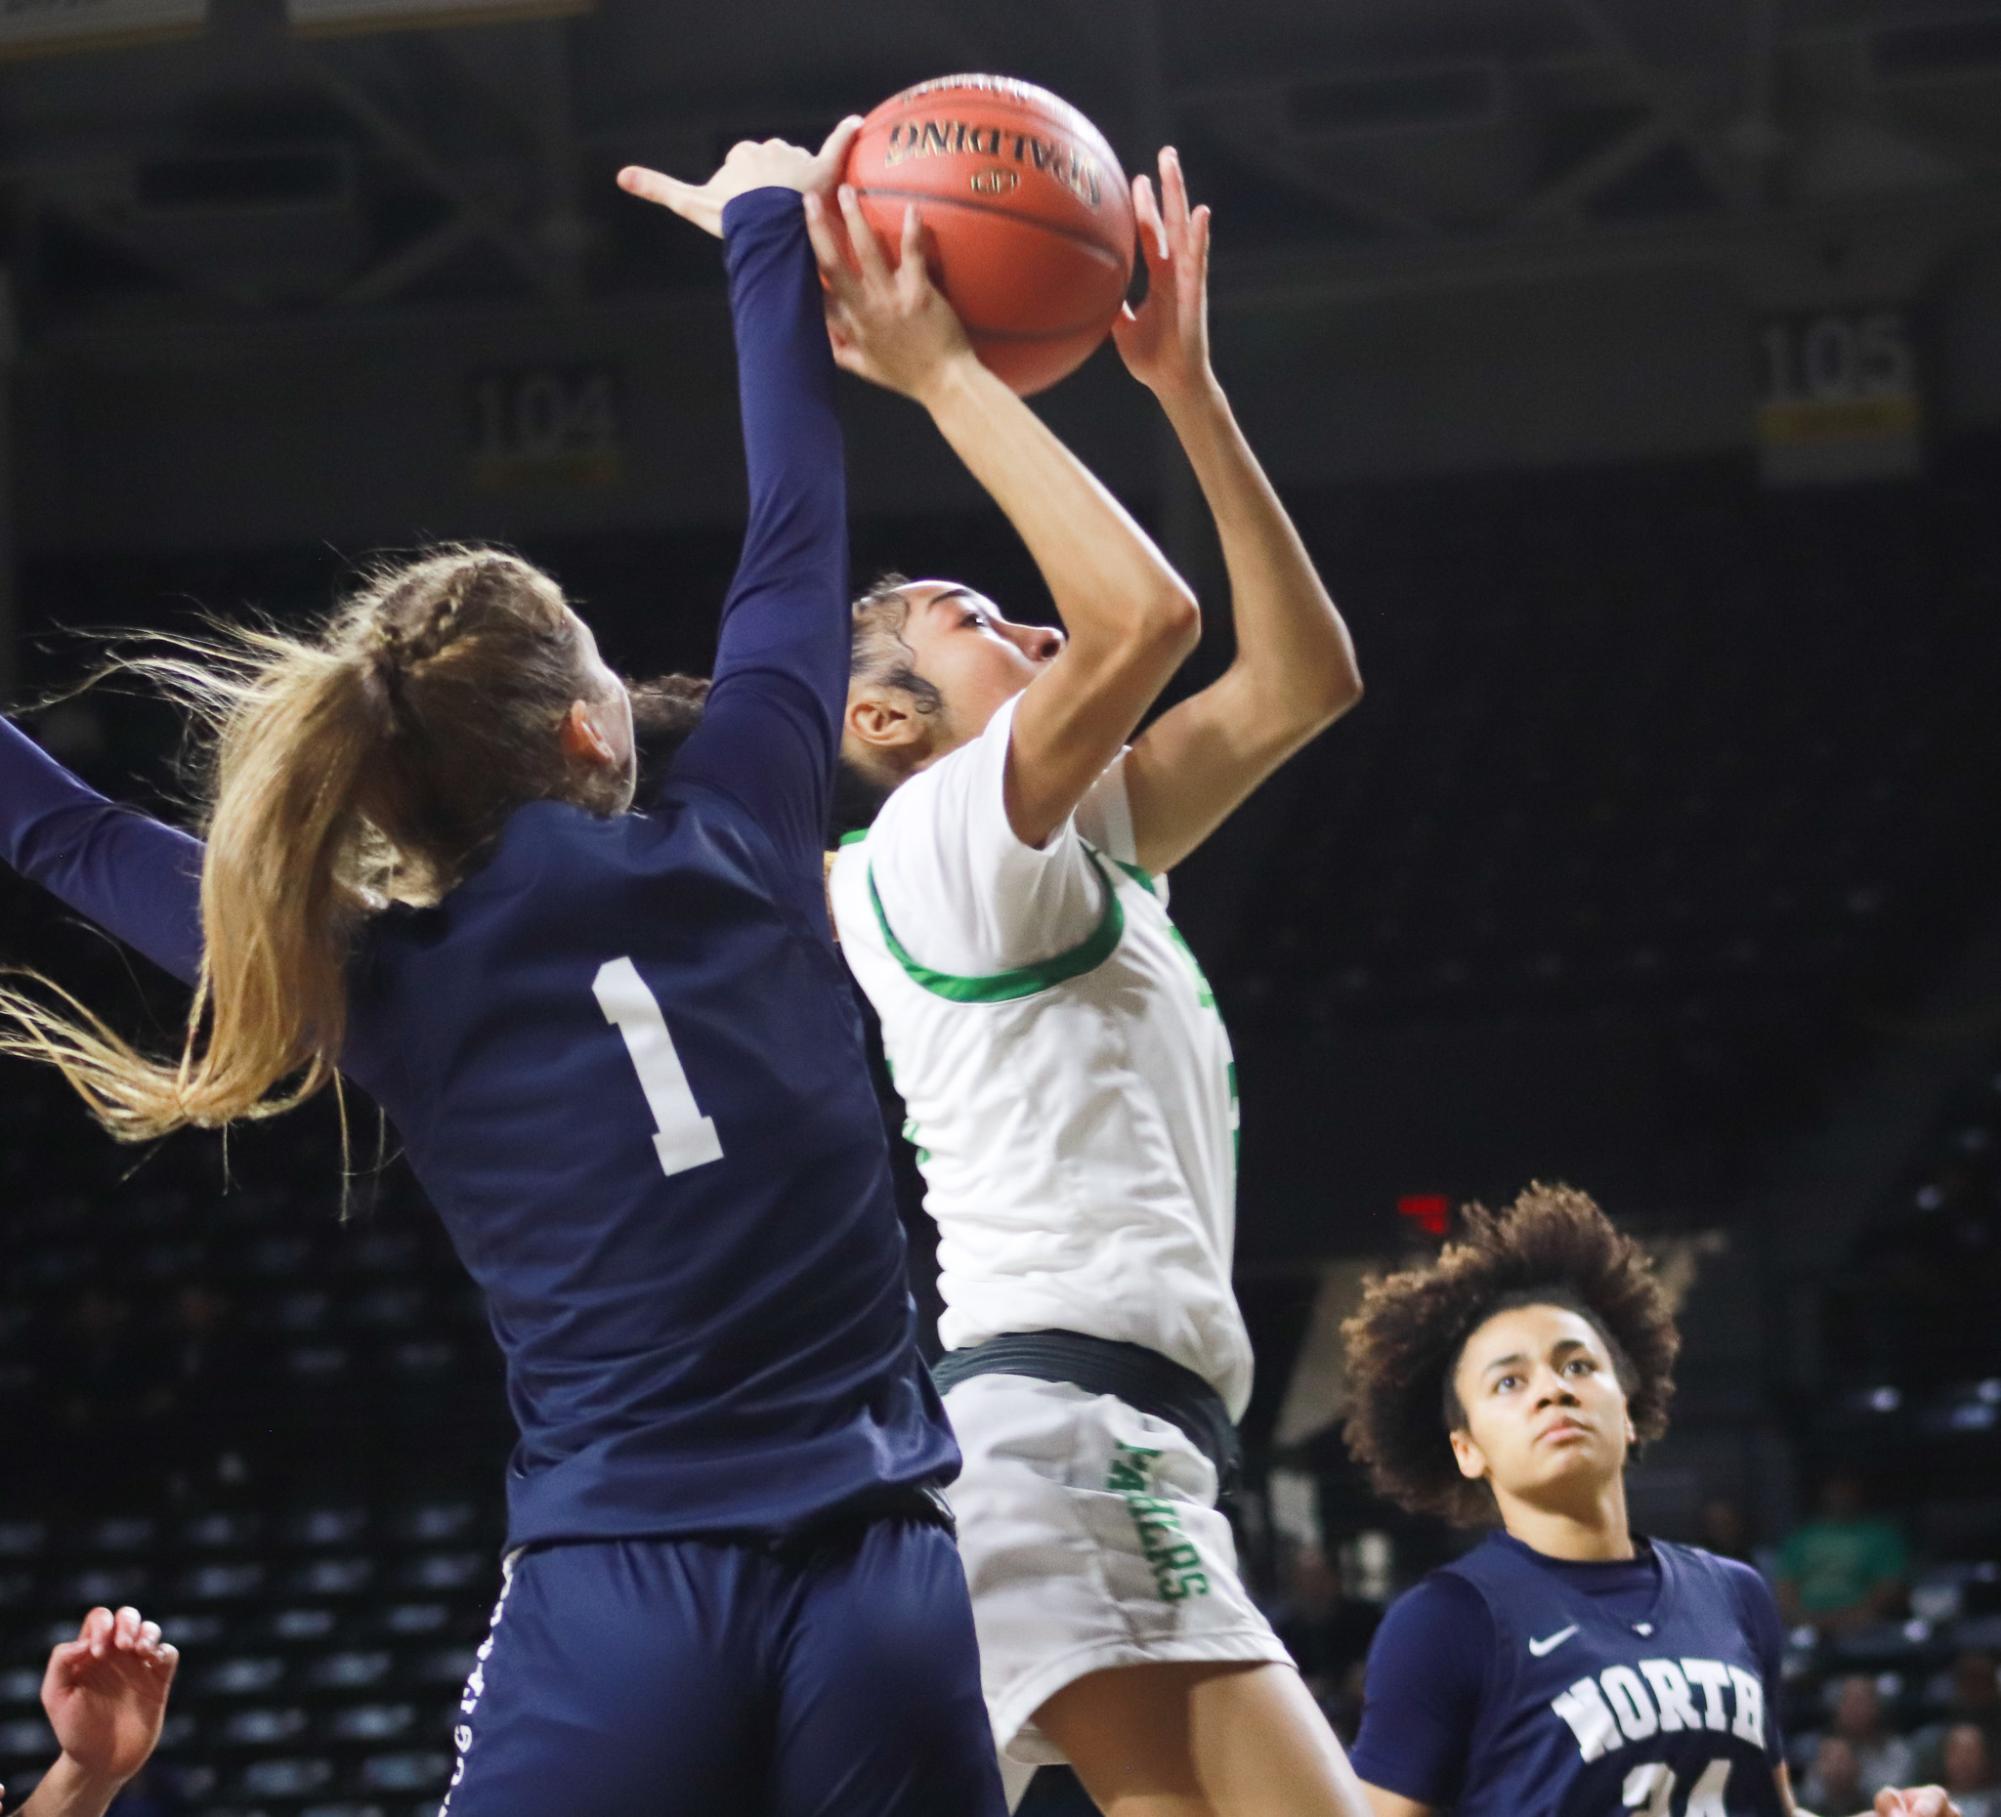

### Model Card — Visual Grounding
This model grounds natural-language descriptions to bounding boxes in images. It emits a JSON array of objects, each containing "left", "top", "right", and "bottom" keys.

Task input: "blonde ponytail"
[{"left": 0, "top": 546, "right": 598, "bottom": 1145}]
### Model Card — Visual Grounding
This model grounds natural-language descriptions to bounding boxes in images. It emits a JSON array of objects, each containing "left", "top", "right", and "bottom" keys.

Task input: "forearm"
[
  {"left": 0, "top": 717, "right": 204, "bottom": 986},
  {"left": 725, "top": 189, "right": 844, "bottom": 547},
  {"left": 921, "top": 353, "right": 1195, "bottom": 639},
  {"left": 1158, "top": 376, "right": 1360, "bottom": 728},
  {"left": 17, "top": 1753, "right": 125, "bottom": 1817},
  {"left": 714, "top": 189, "right": 849, "bottom": 713}
]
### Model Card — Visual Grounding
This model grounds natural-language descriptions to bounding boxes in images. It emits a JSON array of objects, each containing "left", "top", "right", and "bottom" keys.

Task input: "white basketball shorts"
[{"left": 941, "top": 1372, "right": 1297, "bottom": 1770}]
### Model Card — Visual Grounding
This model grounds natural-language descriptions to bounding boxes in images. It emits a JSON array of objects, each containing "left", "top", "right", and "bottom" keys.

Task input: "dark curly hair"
[{"left": 1340, "top": 1183, "right": 1679, "bottom": 1527}]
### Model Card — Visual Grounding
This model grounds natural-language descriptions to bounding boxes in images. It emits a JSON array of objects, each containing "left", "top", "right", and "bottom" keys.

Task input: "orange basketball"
[{"left": 843, "top": 75, "right": 1136, "bottom": 396}]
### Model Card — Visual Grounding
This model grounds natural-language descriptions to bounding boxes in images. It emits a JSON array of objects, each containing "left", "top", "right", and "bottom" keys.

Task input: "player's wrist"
[
  {"left": 1153, "top": 364, "right": 1225, "bottom": 418},
  {"left": 38, "top": 1749, "right": 132, "bottom": 1815},
  {"left": 914, "top": 347, "right": 987, "bottom": 415}
]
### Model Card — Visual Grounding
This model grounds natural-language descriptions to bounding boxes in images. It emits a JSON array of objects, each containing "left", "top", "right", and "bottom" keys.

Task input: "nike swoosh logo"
[{"left": 1529, "top": 1625, "right": 1579, "bottom": 1657}]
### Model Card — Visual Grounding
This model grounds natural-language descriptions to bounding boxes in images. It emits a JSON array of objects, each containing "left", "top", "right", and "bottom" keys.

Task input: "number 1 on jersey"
[{"left": 594, "top": 958, "right": 724, "bottom": 1178}]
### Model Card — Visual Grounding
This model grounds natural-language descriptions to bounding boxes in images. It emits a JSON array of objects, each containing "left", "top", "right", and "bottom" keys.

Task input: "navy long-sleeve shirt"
[{"left": 0, "top": 188, "right": 959, "bottom": 1547}]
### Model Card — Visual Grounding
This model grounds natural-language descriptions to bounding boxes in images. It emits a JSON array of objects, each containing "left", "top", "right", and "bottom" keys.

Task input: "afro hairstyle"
[{"left": 1340, "top": 1182, "right": 1679, "bottom": 1526}]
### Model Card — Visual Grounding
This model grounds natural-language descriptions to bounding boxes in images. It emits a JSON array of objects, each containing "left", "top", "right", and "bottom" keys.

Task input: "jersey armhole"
[{"left": 856, "top": 837, "right": 1125, "bottom": 1003}]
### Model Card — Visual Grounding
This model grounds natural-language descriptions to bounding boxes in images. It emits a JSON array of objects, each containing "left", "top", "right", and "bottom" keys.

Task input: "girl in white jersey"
[{"left": 807, "top": 154, "right": 1369, "bottom": 1816}]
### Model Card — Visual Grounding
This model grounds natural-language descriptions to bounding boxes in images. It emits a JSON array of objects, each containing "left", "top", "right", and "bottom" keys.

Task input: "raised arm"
[
  {"left": 1113, "top": 148, "right": 1363, "bottom": 874},
  {"left": 0, "top": 716, "right": 203, "bottom": 988},
  {"left": 20, "top": 1606, "right": 180, "bottom": 1817},
  {"left": 618, "top": 124, "right": 860, "bottom": 866},
  {"left": 813, "top": 191, "right": 1199, "bottom": 851}
]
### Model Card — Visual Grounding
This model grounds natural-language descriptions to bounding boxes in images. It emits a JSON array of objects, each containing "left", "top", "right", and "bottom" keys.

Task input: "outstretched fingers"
[
  {"left": 60, "top": 1606, "right": 179, "bottom": 1683},
  {"left": 1158, "top": 145, "right": 1192, "bottom": 242},
  {"left": 616, "top": 164, "right": 718, "bottom": 235}
]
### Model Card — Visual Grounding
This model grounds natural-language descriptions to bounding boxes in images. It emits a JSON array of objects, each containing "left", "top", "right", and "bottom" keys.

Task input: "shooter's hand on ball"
[
  {"left": 24, "top": 1606, "right": 180, "bottom": 1817},
  {"left": 617, "top": 115, "right": 863, "bottom": 238},
  {"left": 807, "top": 188, "right": 974, "bottom": 406},
  {"left": 1113, "top": 146, "right": 1215, "bottom": 405}
]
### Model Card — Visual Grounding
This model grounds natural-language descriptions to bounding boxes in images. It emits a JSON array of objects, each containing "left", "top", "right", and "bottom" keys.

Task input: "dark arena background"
[{"left": 2, "top": 3, "right": 2000, "bottom": 1814}]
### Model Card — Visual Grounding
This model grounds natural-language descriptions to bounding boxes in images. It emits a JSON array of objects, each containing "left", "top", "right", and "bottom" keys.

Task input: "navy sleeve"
[
  {"left": 666, "top": 186, "right": 849, "bottom": 869},
  {"left": 1721, "top": 1556, "right": 1789, "bottom": 1762},
  {"left": 0, "top": 716, "right": 204, "bottom": 987},
  {"left": 1349, "top": 1571, "right": 1494, "bottom": 1807},
  {"left": 1, "top": 715, "right": 395, "bottom": 1100}
]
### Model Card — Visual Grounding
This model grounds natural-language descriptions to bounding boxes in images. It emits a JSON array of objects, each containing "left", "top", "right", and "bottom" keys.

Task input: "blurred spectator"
[
  {"left": 60, "top": 1289, "right": 136, "bottom": 1434},
  {"left": 1270, "top": 1543, "right": 1381, "bottom": 1697},
  {"left": 132, "top": 1281, "right": 261, "bottom": 1504},
  {"left": 1696, "top": 1494, "right": 1756, "bottom": 1567},
  {"left": 140, "top": 1283, "right": 247, "bottom": 1418},
  {"left": 1941, "top": 1724, "right": 1999, "bottom": 1817},
  {"left": 1776, "top": 1471, "right": 1909, "bottom": 1634},
  {"left": 1823, "top": 1676, "right": 1916, "bottom": 1793},
  {"left": 1946, "top": 1653, "right": 2001, "bottom": 1759},
  {"left": 163, "top": 1283, "right": 235, "bottom": 1378},
  {"left": 1799, "top": 1735, "right": 1864, "bottom": 1814},
  {"left": 1324, "top": 1658, "right": 1369, "bottom": 1748}
]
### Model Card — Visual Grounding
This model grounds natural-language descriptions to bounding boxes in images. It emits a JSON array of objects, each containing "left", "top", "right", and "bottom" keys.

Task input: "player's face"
[
  {"left": 895, "top": 579, "right": 1065, "bottom": 745},
  {"left": 1448, "top": 1303, "right": 1636, "bottom": 1505}
]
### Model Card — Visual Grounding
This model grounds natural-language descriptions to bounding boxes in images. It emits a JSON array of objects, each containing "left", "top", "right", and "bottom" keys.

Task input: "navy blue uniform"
[
  {"left": 0, "top": 188, "right": 1001, "bottom": 1817},
  {"left": 1351, "top": 1534, "right": 1787, "bottom": 1817}
]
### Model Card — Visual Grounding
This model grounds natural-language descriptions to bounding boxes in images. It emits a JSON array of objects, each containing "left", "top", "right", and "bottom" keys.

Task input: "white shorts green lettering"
[{"left": 1106, "top": 1440, "right": 1211, "bottom": 1601}]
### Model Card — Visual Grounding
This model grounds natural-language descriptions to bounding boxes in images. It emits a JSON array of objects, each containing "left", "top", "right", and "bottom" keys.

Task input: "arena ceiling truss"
[{"left": 0, "top": 0, "right": 1999, "bottom": 326}]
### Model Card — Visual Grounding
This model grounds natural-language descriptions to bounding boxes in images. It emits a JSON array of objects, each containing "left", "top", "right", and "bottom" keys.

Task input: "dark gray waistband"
[{"left": 934, "top": 1329, "right": 1242, "bottom": 1495}]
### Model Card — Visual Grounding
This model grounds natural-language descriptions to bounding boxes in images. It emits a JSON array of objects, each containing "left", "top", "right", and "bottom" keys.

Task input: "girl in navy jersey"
[
  {"left": 1339, "top": 1184, "right": 1954, "bottom": 1817},
  {"left": 0, "top": 129, "right": 1004, "bottom": 1817}
]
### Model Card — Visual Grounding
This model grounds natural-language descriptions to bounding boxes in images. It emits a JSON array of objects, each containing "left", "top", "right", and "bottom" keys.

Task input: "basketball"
[{"left": 843, "top": 74, "right": 1137, "bottom": 396}]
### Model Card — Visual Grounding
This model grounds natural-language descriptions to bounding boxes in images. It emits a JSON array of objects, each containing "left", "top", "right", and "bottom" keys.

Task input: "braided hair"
[{"left": 0, "top": 544, "right": 611, "bottom": 1146}]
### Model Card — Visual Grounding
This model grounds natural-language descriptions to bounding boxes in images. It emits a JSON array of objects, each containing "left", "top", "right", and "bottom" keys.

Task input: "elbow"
[
  {"left": 1263, "top": 657, "right": 1361, "bottom": 747},
  {"left": 1300, "top": 657, "right": 1363, "bottom": 732},
  {"left": 1145, "top": 581, "right": 1202, "bottom": 659}
]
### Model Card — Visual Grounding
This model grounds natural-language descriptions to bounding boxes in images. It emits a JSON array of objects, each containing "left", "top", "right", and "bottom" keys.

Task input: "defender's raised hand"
[
  {"left": 1112, "top": 146, "right": 1214, "bottom": 402},
  {"left": 618, "top": 115, "right": 863, "bottom": 237},
  {"left": 40, "top": 1605, "right": 180, "bottom": 1795}
]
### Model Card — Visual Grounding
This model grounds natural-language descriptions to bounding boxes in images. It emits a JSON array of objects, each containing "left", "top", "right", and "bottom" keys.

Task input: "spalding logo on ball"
[{"left": 843, "top": 75, "right": 1137, "bottom": 396}]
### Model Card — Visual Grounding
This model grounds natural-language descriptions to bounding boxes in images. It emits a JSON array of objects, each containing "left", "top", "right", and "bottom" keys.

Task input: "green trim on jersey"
[
  {"left": 865, "top": 846, "right": 1126, "bottom": 1003},
  {"left": 1109, "top": 855, "right": 1162, "bottom": 900}
]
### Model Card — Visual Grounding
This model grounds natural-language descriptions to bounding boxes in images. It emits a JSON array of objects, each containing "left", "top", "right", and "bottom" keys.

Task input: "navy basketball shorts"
[{"left": 438, "top": 1514, "right": 1007, "bottom": 1817}]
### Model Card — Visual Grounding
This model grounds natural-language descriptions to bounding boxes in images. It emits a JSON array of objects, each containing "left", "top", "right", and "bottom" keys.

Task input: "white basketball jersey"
[{"left": 829, "top": 693, "right": 1252, "bottom": 1417}]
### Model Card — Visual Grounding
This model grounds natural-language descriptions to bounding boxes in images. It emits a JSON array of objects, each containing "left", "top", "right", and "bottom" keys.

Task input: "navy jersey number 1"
[{"left": 593, "top": 957, "right": 725, "bottom": 1178}]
